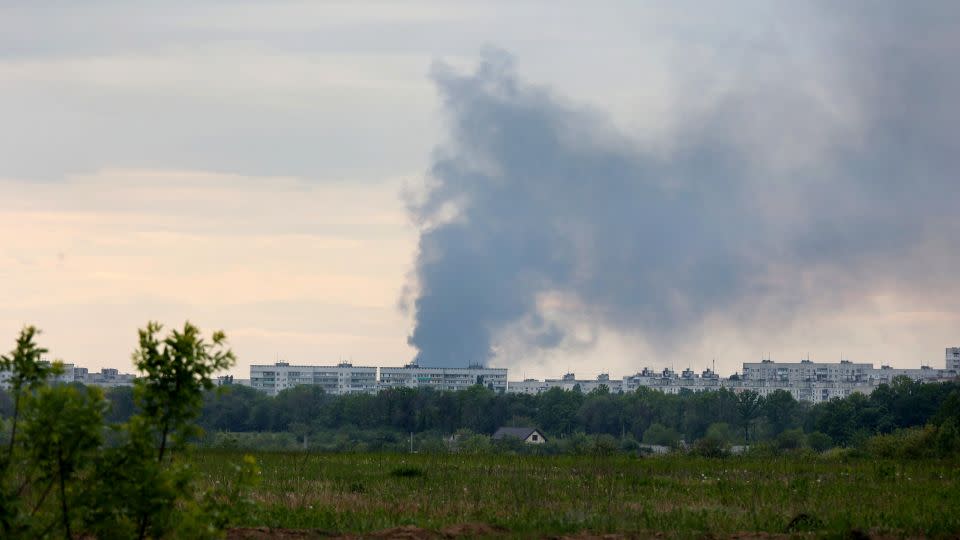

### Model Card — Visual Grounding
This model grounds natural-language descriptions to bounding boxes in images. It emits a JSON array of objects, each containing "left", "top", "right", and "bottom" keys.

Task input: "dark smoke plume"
[{"left": 405, "top": 4, "right": 960, "bottom": 367}]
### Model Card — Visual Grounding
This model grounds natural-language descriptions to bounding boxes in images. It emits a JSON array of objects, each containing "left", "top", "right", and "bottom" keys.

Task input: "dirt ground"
[
  {"left": 227, "top": 523, "right": 508, "bottom": 539},
  {"left": 226, "top": 525, "right": 904, "bottom": 539}
]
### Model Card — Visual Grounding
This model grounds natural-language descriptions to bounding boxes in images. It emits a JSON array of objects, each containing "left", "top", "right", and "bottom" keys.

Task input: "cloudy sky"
[{"left": 2, "top": 1, "right": 958, "bottom": 379}]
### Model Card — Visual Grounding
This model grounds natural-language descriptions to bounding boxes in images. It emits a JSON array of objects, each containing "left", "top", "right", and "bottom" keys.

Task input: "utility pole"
[{"left": 409, "top": 432, "right": 414, "bottom": 454}]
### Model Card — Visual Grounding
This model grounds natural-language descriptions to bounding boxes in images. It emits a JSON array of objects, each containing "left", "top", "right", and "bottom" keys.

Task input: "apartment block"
[
  {"left": 507, "top": 348, "right": 958, "bottom": 404},
  {"left": 379, "top": 363, "right": 507, "bottom": 392},
  {"left": 510, "top": 372, "right": 624, "bottom": 394},
  {"left": 948, "top": 347, "right": 960, "bottom": 372},
  {"left": 249, "top": 362, "right": 377, "bottom": 397}
]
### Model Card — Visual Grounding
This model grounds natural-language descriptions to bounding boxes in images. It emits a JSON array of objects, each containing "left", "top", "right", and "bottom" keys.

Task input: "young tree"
[
  {"left": 126, "top": 321, "right": 235, "bottom": 539},
  {"left": 0, "top": 327, "right": 59, "bottom": 536},
  {"left": 132, "top": 321, "right": 235, "bottom": 463},
  {"left": 20, "top": 385, "right": 107, "bottom": 538},
  {"left": 0, "top": 327, "right": 55, "bottom": 460},
  {"left": 761, "top": 389, "right": 800, "bottom": 437},
  {"left": 736, "top": 390, "right": 763, "bottom": 443},
  {"left": 0, "top": 324, "right": 254, "bottom": 539}
]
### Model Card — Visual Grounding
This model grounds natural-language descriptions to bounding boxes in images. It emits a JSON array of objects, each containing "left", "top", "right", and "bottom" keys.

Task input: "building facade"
[
  {"left": 507, "top": 351, "right": 958, "bottom": 404},
  {"left": 508, "top": 373, "right": 623, "bottom": 394},
  {"left": 83, "top": 367, "right": 136, "bottom": 387},
  {"left": 742, "top": 359, "right": 873, "bottom": 385},
  {"left": 379, "top": 363, "right": 508, "bottom": 392},
  {"left": 249, "top": 362, "right": 377, "bottom": 397},
  {"left": 1, "top": 362, "right": 135, "bottom": 389}
]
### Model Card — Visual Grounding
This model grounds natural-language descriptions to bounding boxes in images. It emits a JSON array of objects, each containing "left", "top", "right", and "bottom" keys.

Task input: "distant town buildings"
[
  {"left": 248, "top": 361, "right": 506, "bottom": 397},
  {"left": 948, "top": 347, "right": 960, "bottom": 372},
  {"left": 5, "top": 346, "right": 957, "bottom": 404},
  {"left": 510, "top": 372, "right": 625, "bottom": 395},
  {"left": 0, "top": 362, "right": 136, "bottom": 389},
  {"left": 249, "top": 362, "right": 377, "bottom": 396},
  {"left": 379, "top": 363, "right": 507, "bottom": 393},
  {"left": 518, "top": 356, "right": 957, "bottom": 404},
  {"left": 239, "top": 347, "right": 958, "bottom": 402}
]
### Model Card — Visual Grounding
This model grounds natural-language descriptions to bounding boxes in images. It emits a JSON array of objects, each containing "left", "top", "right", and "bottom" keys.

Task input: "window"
[{"left": 531, "top": 434, "right": 538, "bottom": 441}]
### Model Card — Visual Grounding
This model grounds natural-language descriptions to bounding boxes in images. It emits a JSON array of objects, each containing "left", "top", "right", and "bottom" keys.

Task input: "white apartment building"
[
  {"left": 234, "top": 346, "right": 957, "bottom": 401},
  {"left": 742, "top": 359, "right": 873, "bottom": 385},
  {"left": 249, "top": 362, "right": 377, "bottom": 397},
  {"left": 379, "top": 363, "right": 507, "bottom": 392},
  {"left": 83, "top": 367, "right": 136, "bottom": 387},
  {"left": 579, "top": 373, "right": 624, "bottom": 393},
  {"left": 507, "top": 350, "right": 958, "bottom": 404},
  {"left": 948, "top": 347, "right": 960, "bottom": 372},
  {"left": 621, "top": 367, "right": 722, "bottom": 394},
  {"left": 0, "top": 362, "right": 135, "bottom": 389},
  {"left": 509, "top": 372, "right": 624, "bottom": 394},
  {"left": 870, "top": 364, "right": 950, "bottom": 384},
  {"left": 730, "top": 378, "right": 875, "bottom": 403},
  {"left": 508, "top": 379, "right": 550, "bottom": 395}
]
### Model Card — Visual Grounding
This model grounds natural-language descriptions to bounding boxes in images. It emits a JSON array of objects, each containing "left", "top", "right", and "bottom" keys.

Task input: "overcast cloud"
[{"left": 1, "top": 2, "right": 958, "bottom": 377}]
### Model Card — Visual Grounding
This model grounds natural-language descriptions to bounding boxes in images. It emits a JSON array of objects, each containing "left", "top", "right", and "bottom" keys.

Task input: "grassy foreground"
[{"left": 193, "top": 450, "right": 960, "bottom": 537}]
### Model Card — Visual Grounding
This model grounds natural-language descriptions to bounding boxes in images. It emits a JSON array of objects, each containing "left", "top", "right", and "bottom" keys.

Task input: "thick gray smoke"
[{"left": 405, "top": 4, "right": 960, "bottom": 367}]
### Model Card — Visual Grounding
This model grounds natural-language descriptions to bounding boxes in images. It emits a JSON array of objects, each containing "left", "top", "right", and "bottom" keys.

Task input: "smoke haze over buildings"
[{"left": 405, "top": 3, "right": 960, "bottom": 367}]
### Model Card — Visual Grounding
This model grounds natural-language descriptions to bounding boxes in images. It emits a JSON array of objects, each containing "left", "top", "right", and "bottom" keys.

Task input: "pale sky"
[{"left": 2, "top": 2, "right": 957, "bottom": 379}]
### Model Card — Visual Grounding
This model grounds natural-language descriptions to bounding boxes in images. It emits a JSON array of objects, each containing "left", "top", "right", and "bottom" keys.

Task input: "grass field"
[{"left": 193, "top": 450, "right": 960, "bottom": 537}]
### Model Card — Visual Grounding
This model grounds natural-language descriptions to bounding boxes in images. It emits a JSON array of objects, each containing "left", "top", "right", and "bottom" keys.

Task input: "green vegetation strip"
[{"left": 194, "top": 451, "right": 960, "bottom": 536}]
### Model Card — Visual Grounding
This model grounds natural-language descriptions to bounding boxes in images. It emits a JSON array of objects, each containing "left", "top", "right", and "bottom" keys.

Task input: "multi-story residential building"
[
  {"left": 870, "top": 364, "right": 949, "bottom": 384},
  {"left": 84, "top": 367, "right": 136, "bottom": 387},
  {"left": 729, "top": 378, "right": 875, "bottom": 403},
  {"left": 249, "top": 362, "right": 377, "bottom": 397},
  {"left": 507, "top": 378, "right": 550, "bottom": 395},
  {"left": 742, "top": 359, "right": 873, "bottom": 384},
  {"left": 508, "top": 349, "right": 958, "bottom": 404},
  {"left": 515, "top": 372, "right": 623, "bottom": 394},
  {"left": 216, "top": 375, "right": 251, "bottom": 387},
  {"left": 1, "top": 361, "right": 75, "bottom": 388},
  {"left": 948, "top": 347, "right": 960, "bottom": 372},
  {"left": 52, "top": 363, "right": 76, "bottom": 385},
  {"left": 620, "top": 367, "right": 722, "bottom": 394},
  {"left": 580, "top": 373, "right": 624, "bottom": 393},
  {"left": 379, "top": 363, "right": 507, "bottom": 393},
  {"left": 1, "top": 363, "right": 135, "bottom": 389},
  {"left": 539, "top": 373, "right": 579, "bottom": 392}
]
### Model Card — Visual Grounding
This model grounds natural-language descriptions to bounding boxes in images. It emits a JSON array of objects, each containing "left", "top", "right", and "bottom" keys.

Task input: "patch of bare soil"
[
  {"left": 229, "top": 526, "right": 930, "bottom": 540},
  {"left": 227, "top": 527, "right": 333, "bottom": 539},
  {"left": 228, "top": 523, "right": 508, "bottom": 539}
]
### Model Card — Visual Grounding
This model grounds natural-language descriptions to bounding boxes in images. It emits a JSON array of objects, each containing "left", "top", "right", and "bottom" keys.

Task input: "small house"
[{"left": 492, "top": 427, "right": 547, "bottom": 445}]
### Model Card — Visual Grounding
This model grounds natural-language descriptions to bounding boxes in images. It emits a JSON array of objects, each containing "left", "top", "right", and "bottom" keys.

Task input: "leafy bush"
[
  {"left": 776, "top": 428, "right": 806, "bottom": 451},
  {"left": 590, "top": 434, "right": 620, "bottom": 456},
  {"left": 459, "top": 433, "right": 493, "bottom": 454},
  {"left": 418, "top": 436, "right": 449, "bottom": 454},
  {"left": 619, "top": 434, "right": 640, "bottom": 452},
  {"left": 705, "top": 422, "right": 735, "bottom": 445},
  {"left": 642, "top": 423, "right": 681, "bottom": 448},
  {"left": 0, "top": 323, "right": 258, "bottom": 539},
  {"left": 863, "top": 426, "right": 937, "bottom": 459},
  {"left": 806, "top": 431, "right": 833, "bottom": 453},
  {"left": 690, "top": 435, "right": 729, "bottom": 458}
]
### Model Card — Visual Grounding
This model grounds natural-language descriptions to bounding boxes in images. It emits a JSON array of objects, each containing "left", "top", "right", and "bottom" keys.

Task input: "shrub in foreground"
[{"left": 0, "top": 324, "right": 258, "bottom": 539}]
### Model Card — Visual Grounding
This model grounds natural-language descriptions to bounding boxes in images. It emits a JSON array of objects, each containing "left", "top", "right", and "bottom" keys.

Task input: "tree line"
[
  {"left": 2, "top": 331, "right": 958, "bottom": 457},
  {"left": 41, "top": 372, "right": 958, "bottom": 453}
]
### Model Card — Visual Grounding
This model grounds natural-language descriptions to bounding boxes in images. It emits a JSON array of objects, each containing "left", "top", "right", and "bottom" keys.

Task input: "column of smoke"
[{"left": 403, "top": 2, "right": 960, "bottom": 368}]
